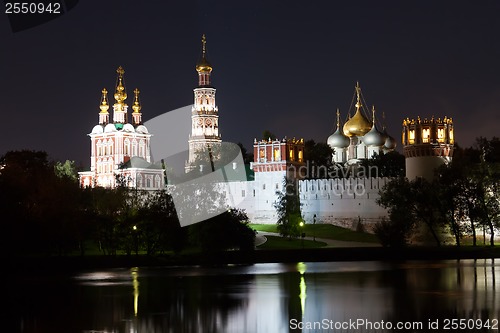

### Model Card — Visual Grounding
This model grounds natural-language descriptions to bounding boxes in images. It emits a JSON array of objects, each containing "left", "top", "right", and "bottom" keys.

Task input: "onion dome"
[
  {"left": 114, "top": 66, "right": 127, "bottom": 104},
  {"left": 342, "top": 82, "right": 372, "bottom": 137},
  {"left": 99, "top": 88, "right": 109, "bottom": 113},
  {"left": 327, "top": 109, "right": 350, "bottom": 148},
  {"left": 383, "top": 129, "right": 397, "bottom": 149},
  {"left": 363, "top": 107, "right": 385, "bottom": 147},
  {"left": 196, "top": 34, "right": 212, "bottom": 73},
  {"left": 343, "top": 110, "right": 372, "bottom": 137}
]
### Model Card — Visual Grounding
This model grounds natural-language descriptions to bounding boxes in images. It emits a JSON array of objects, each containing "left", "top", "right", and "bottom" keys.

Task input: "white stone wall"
[{"left": 223, "top": 175, "right": 391, "bottom": 230}]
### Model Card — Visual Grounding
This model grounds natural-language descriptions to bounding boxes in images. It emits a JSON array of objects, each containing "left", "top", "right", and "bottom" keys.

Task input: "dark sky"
[{"left": 1, "top": 1, "right": 499, "bottom": 168}]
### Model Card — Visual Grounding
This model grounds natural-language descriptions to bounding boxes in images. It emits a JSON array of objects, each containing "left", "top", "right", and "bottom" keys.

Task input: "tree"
[
  {"left": 274, "top": 176, "right": 302, "bottom": 239},
  {"left": 375, "top": 177, "right": 417, "bottom": 247},
  {"left": 237, "top": 142, "right": 254, "bottom": 164},
  {"left": 54, "top": 160, "right": 78, "bottom": 181},
  {"left": 303, "top": 139, "right": 334, "bottom": 179},
  {"left": 188, "top": 208, "right": 255, "bottom": 252},
  {"left": 262, "top": 129, "right": 277, "bottom": 141},
  {"left": 138, "top": 190, "right": 183, "bottom": 255},
  {"left": 377, "top": 176, "right": 444, "bottom": 246}
]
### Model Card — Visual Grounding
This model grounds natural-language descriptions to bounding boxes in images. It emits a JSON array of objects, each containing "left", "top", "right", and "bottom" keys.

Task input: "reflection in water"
[
  {"left": 298, "top": 262, "right": 307, "bottom": 316},
  {"left": 131, "top": 267, "right": 139, "bottom": 317},
  {"left": 9, "top": 259, "right": 500, "bottom": 332}
]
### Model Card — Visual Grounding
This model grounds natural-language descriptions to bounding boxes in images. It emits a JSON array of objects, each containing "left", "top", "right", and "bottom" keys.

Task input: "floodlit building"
[
  {"left": 78, "top": 67, "right": 164, "bottom": 189},
  {"left": 79, "top": 35, "right": 455, "bottom": 230},
  {"left": 402, "top": 116, "right": 454, "bottom": 180},
  {"left": 327, "top": 82, "right": 397, "bottom": 165}
]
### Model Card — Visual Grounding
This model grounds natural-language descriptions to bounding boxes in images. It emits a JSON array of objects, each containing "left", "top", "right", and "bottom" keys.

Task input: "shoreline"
[{"left": 5, "top": 246, "right": 500, "bottom": 274}]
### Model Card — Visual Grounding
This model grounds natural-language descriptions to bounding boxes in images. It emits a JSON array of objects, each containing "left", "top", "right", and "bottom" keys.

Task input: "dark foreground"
[{"left": 6, "top": 246, "right": 500, "bottom": 274}]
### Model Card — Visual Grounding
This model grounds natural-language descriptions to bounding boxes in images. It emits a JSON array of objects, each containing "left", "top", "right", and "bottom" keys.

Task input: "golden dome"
[
  {"left": 343, "top": 109, "right": 372, "bottom": 137},
  {"left": 196, "top": 34, "right": 212, "bottom": 73},
  {"left": 196, "top": 57, "right": 212, "bottom": 73}
]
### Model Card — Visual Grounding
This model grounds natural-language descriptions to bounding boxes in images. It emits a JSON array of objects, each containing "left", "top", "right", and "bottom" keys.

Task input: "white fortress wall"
[{"left": 299, "top": 177, "right": 391, "bottom": 231}]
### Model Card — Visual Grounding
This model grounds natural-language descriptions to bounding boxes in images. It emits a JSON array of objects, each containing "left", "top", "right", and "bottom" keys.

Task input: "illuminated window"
[
  {"left": 274, "top": 148, "right": 280, "bottom": 161},
  {"left": 409, "top": 130, "right": 415, "bottom": 144},
  {"left": 449, "top": 129, "right": 454, "bottom": 144},
  {"left": 422, "top": 128, "right": 430, "bottom": 143},
  {"left": 289, "top": 149, "right": 294, "bottom": 160},
  {"left": 298, "top": 150, "right": 303, "bottom": 162},
  {"left": 260, "top": 149, "right": 265, "bottom": 162},
  {"left": 437, "top": 128, "right": 445, "bottom": 143}
]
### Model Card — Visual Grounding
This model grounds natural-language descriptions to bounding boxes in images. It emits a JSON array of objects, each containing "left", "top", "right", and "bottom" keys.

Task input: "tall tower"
[
  {"left": 186, "top": 34, "right": 221, "bottom": 171},
  {"left": 402, "top": 116, "right": 454, "bottom": 180}
]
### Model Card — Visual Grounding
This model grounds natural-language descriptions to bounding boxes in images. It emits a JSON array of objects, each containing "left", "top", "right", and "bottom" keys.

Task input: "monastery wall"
[{"left": 226, "top": 176, "right": 392, "bottom": 231}]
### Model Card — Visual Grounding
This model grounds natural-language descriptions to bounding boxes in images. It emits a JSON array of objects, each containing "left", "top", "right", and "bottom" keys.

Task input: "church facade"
[{"left": 78, "top": 66, "right": 164, "bottom": 189}]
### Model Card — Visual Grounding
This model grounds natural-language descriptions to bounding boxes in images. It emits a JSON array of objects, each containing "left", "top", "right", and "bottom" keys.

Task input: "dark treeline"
[
  {"left": 376, "top": 137, "right": 500, "bottom": 247},
  {"left": 0, "top": 150, "right": 255, "bottom": 258}
]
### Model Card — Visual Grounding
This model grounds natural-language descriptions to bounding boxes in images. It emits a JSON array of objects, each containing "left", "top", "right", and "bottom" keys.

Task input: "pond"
[{"left": 9, "top": 259, "right": 500, "bottom": 332}]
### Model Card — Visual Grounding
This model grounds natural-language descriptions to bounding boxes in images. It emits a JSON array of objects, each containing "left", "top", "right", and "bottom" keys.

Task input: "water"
[{"left": 9, "top": 259, "right": 500, "bottom": 332}]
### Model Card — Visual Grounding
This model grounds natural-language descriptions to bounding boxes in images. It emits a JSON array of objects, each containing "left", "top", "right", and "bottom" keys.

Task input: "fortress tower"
[
  {"left": 402, "top": 116, "right": 454, "bottom": 180},
  {"left": 186, "top": 34, "right": 221, "bottom": 172}
]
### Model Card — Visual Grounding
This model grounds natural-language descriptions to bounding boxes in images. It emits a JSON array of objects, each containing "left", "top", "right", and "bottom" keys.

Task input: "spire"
[
  {"left": 355, "top": 81, "right": 362, "bottom": 111},
  {"left": 112, "top": 66, "right": 128, "bottom": 124},
  {"left": 202, "top": 34, "right": 207, "bottom": 58},
  {"left": 132, "top": 88, "right": 141, "bottom": 113},
  {"left": 196, "top": 34, "right": 213, "bottom": 86},
  {"left": 371, "top": 105, "right": 376, "bottom": 125},
  {"left": 131, "top": 88, "right": 142, "bottom": 125},
  {"left": 196, "top": 34, "right": 213, "bottom": 73},
  {"left": 382, "top": 111, "right": 386, "bottom": 130},
  {"left": 100, "top": 88, "right": 109, "bottom": 113},
  {"left": 336, "top": 108, "right": 341, "bottom": 130},
  {"left": 99, "top": 88, "right": 109, "bottom": 125},
  {"left": 114, "top": 66, "right": 127, "bottom": 104}
]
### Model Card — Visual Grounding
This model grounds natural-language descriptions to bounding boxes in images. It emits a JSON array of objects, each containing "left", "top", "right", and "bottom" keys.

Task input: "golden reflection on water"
[
  {"left": 297, "top": 262, "right": 307, "bottom": 317},
  {"left": 131, "top": 267, "right": 139, "bottom": 317}
]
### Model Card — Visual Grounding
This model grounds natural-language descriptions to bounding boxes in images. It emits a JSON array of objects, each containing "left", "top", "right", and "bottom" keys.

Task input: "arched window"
[
  {"left": 132, "top": 140, "right": 138, "bottom": 156},
  {"left": 155, "top": 175, "right": 161, "bottom": 188},
  {"left": 139, "top": 140, "right": 145, "bottom": 158},
  {"left": 124, "top": 139, "right": 130, "bottom": 156}
]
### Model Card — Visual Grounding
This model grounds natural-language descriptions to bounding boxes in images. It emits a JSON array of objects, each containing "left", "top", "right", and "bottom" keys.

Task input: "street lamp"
[
  {"left": 133, "top": 225, "right": 138, "bottom": 255},
  {"left": 299, "top": 221, "right": 305, "bottom": 248}
]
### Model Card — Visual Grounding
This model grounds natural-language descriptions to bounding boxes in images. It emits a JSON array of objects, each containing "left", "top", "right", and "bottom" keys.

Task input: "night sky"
[{"left": 1, "top": 1, "right": 499, "bottom": 169}]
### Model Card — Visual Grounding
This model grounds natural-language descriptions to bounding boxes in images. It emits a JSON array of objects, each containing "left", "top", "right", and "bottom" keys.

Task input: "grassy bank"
[
  {"left": 251, "top": 223, "right": 379, "bottom": 243},
  {"left": 7, "top": 246, "right": 500, "bottom": 275},
  {"left": 258, "top": 235, "right": 327, "bottom": 249}
]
